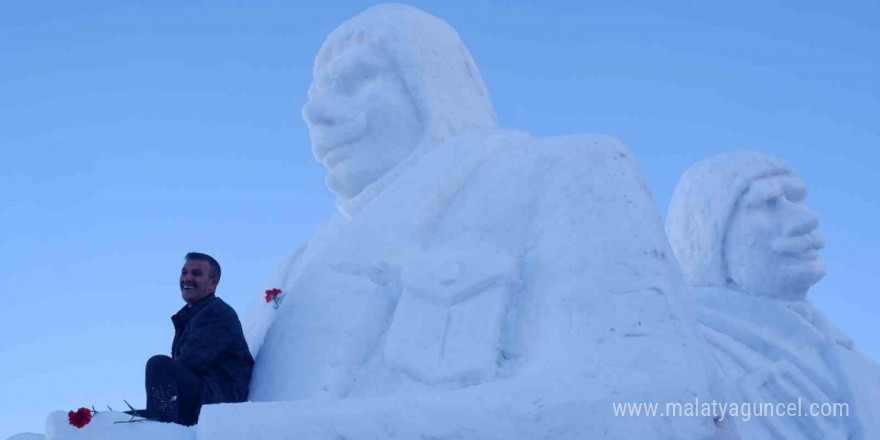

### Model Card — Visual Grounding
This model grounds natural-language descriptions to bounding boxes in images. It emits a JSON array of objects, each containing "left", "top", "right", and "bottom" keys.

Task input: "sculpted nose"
[
  {"left": 784, "top": 204, "right": 819, "bottom": 237},
  {"left": 302, "top": 99, "right": 327, "bottom": 126},
  {"left": 303, "top": 98, "right": 344, "bottom": 127}
]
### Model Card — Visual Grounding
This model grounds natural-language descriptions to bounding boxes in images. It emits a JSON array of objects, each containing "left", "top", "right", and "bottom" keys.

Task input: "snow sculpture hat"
[
  {"left": 314, "top": 3, "right": 499, "bottom": 143},
  {"left": 666, "top": 150, "right": 796, "bottom": 286}
]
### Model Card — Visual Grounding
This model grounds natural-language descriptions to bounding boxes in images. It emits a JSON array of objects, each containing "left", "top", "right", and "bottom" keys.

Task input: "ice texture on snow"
[
  {"left": 236, "top": 3, "right": 714, "bottom": 438},
  {"left": 667, "top": 150, "right": 879, "bottom": 439}
]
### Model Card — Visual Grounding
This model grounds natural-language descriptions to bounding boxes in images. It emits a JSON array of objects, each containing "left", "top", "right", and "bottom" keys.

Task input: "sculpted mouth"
[
  {"left": 311, "top": 112, "right": 367, "bottom": 161},
  {"left": 773, "top": 233, "right": 824, "bottom": 259},
  {"left": 322, "top": 146, "right": 352, "bottom": 167},
  {"left": 798, "top": 249, "right": 820, "bottom": 261}
]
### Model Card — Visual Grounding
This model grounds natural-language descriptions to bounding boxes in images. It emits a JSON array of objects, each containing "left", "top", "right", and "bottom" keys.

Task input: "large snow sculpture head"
[
  {"left": 302, "top": 3, "right": 498, "bottom": 210},
  {"left": 666, "top": 150, "right": 825, "bottom": 299}
]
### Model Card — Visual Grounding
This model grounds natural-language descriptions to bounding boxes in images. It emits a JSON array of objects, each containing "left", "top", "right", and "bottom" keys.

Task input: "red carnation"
[
  {"left": 68, "top": 407, "right": 92, "bottom": 428},
  {"left": 265, "top": 288, "right": 282, "bottom": 309}
]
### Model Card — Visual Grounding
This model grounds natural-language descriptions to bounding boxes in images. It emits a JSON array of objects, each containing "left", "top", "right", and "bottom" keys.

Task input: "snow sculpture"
[
  {"left": 231, "top": 4, "right": 714, "bottom": 438},
  {"left": 302, "top": 5, "right": 497, "bottom": 217},
  {"left": 666, "top": 150, "right": 826, "bottom": 298},
  {"left": 667, "top": 150, "right": 879, "bottom": 439}
]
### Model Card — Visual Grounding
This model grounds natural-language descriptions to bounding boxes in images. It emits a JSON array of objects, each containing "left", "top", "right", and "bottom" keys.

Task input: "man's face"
[
  {"left": 180, "top": 259, "right": 218, "bottom": 306},
  {"left": 302, "top": 45, "right": 424, "bottom": 200},
  {"left": 724, "top": 175, "right": 826, "bottom": 300}
]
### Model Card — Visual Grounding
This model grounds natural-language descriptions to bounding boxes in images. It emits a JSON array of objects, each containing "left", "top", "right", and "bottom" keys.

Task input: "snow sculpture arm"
[
  {"left": 522, "top": 135, "right": 703, "bottom": 374},
  {"left": 384, "top": 247, "right": 517, "bottom": 383},
  {"left": 242, "top": 245, "right": 307, "bottom": 359},
  {"left": 510, "top": 134, "right": 714, "bottom": 434}
]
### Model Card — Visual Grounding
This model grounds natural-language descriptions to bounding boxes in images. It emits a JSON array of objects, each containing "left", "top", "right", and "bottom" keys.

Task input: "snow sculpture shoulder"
[
  {"left": 235, "top": 4, "right": 714, "bottom": 438},
  {"left": 667, "top": 150, "right": 878, "bottom": 439}
]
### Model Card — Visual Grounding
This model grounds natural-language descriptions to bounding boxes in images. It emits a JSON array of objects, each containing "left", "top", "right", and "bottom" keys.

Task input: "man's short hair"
[{"left": 185, "top": 252, "right": 221, "bottom": 280}]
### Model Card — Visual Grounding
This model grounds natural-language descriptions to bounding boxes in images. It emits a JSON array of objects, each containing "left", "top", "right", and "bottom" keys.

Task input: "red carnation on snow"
[
  {"left": 68, "top": 407, "right": 92, "bottom": 428},
  {"left": 265, "top": 288, "right": 282, "bottom": 309},
  {"left": 265, "top": 288, "right": 281, "bottom": 302}
]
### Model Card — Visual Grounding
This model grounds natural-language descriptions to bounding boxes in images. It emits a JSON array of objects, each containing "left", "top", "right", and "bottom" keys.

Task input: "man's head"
[
  {"left": 302, "top": 4, "right": 498, "bottom": 211},
  {"left": 180, "top": 252, "right": 221, "bottom": 306},
  {"left": 666, "top": 150, "right": 825, "bottom": 300}
]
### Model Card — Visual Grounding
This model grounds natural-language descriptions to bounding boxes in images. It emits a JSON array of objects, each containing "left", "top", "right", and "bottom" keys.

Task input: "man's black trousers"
[{"left": 145, "top": 354, "right": 202, "bottom": 426}]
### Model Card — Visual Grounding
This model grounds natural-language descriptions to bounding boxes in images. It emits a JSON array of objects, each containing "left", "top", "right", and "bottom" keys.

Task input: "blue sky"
[{"left": 1, "top": 0, "right": 877, "bottom": 436}]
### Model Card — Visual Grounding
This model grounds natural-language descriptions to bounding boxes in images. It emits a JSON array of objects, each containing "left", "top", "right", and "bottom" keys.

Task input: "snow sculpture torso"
[
  {"left": 239, "top": 4, "right": 714, "bottom": 438},
  {"left": 696, "top": 287, "right": 860, "bottom": 439},
  {"left": 667, "top": 150, "right": 876, "bottom": 439}
]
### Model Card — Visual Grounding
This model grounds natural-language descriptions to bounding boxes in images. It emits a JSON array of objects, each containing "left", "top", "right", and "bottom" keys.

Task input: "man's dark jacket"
[{"left": 171, "top": 294, "right": 254, "bottom": 404}]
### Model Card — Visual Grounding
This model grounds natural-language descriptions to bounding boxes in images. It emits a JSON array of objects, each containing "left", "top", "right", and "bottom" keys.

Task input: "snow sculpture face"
[
  {"left": 667, "top": 150, "right": 828, "bottom": 300},
  {"left": 724, "top": 175, "right": 825, "bottom": 300},
  {"left": 301, "top": 4, "right": 498, "bottom": 213},
  {"left": 303, "top": 45, "right": 424, "bottom": 199}
]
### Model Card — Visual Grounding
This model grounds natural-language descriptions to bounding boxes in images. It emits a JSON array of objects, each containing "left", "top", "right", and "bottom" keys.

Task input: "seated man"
[
  {"left": 666, "top": 150, "right": 874, "bottom": 439},
  {"left": 138, "top": 252, "right": 253, "bottom": 425}
]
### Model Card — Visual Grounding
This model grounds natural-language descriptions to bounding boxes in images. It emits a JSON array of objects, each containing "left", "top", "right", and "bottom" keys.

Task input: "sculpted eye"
[
  {"left": 766, "top": 197, "right": 780, "bottom": 209},
  {"left": 337, "top": 70, "right": 373, "bottom": 96},
  {"left": 787, "top": 187, "right": 807, "bottom": 203}
]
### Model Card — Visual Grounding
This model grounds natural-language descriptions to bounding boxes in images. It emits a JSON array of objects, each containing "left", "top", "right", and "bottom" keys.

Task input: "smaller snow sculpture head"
[
  {"left": 666, "top": 151, "right": 825, "bottom": 300},
  {"left": 302, "top": 4, "right": 498, "bottom": 214}
]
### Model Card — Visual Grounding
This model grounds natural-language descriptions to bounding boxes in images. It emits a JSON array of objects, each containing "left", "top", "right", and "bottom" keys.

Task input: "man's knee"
[{"left": 146, "top": 354, "right": 174, "bottom": 375}]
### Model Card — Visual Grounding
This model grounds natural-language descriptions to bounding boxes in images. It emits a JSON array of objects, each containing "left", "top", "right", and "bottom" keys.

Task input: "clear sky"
[{"left": 1, "top": 0, "right": 877, "bottom": 436}]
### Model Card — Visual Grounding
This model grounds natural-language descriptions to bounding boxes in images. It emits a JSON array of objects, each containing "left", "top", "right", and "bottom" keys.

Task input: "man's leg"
[{"left": 145, "top": 355, "right": 203, "bottom": 425}]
